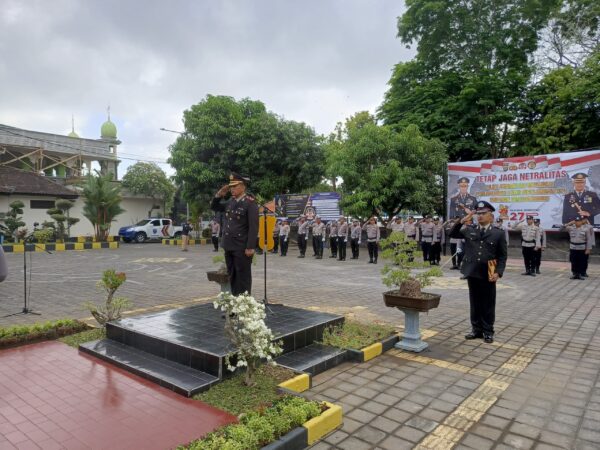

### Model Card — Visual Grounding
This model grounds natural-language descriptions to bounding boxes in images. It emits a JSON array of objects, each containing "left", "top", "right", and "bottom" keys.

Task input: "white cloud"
[{"left": 0, "top": 0, "right": 413, "bottom": 178}]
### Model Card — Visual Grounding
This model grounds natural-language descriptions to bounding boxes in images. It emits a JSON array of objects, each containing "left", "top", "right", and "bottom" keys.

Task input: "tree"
[
  {"left": 514, "top": 49, "right": 600, "bottom": 154},
  {"left": 4, "top": 200, "right": 26, "bottom": 242},
  {"left": 328, "top": 113, "right": 447, "bottom": 218},
  {"left": 82, "top": 172, "right": 125, "bottom": 241},
  {"left": 168, "top": 95, "right": 325, "bottom": 202},
  {"left": 380, "top": 0, "right": 559, "bottom": 161},
  {"left": 122, "top": 162, "right": 176, "bottom": 218},
  {"left": 47, "top": 199, "right": 79, "bottom": 240}
]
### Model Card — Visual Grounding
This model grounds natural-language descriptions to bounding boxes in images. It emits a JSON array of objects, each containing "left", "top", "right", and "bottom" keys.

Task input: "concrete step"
[{"left": 274, "top": 343, "right": 347, "bottom": 376}]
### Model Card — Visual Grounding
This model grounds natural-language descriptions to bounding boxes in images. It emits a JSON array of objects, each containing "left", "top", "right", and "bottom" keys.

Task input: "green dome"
[
  {"left": 101, "top": 119, "right": 117, "bottom": 139},
  {"left": 68, "top": 130, "right": 79, "bottom": 138}
]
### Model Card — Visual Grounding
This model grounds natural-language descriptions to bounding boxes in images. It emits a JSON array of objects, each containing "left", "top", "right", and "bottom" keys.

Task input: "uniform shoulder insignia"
[{"left": 246, "top": 195, "right": 255, "bottom": 202}]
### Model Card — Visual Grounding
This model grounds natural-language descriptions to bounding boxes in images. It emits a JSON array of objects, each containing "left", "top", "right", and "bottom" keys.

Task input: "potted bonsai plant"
[
  {"left": 206, "top": 250, "right": 230, "bottom": 292},
  {"left": 380, "top": 231, "right": 443, "bottom": 352}
]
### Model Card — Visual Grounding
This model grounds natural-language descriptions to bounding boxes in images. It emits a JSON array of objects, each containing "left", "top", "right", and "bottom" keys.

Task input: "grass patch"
[
  {"left": 182, "top": 395, "right": 324, "bottom": 450},
  {"left": 59, "top": 327, "right": 106, "bottom": 348},
  {"left": 0, "top": 319, "right": 89, "bottom": 349},
  {"left": 321, "top": 320, "right": 396, "bottom": 350},
  {"left": 194, "top": 364, "right": 295, "bottom": 416}
]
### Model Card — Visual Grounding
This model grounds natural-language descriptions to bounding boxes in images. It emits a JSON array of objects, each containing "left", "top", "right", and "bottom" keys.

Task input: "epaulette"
[{"left": 246, "top": 194, "right": 255, "bottom": 202}]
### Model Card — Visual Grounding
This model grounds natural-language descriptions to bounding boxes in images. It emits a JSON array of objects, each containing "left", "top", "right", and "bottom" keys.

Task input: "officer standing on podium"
[
  {"left": 211, "top": 173, "right": 259, "bottom": 296},
  {"left": 450, "top": 201, "right": 507, "bottom": 344}
]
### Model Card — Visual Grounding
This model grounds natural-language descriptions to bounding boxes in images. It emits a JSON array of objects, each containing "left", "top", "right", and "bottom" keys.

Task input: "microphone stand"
[{"left": 3, "top": 230, "right": 52, "bottom": 318}]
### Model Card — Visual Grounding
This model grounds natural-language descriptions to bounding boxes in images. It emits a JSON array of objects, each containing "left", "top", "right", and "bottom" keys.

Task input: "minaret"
[{"left": 100, "top": 106, "right": 120, "bottom": 180}]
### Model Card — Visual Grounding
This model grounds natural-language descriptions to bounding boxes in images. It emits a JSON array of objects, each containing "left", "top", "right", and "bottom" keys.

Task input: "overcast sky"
[{"left": 0, "top": 0, "right": 412, "bottom": 176}]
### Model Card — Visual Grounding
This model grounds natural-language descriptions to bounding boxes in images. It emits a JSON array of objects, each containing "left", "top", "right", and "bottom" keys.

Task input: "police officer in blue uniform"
[
  {"left": 211, "top": 173, "right": 259, "bottom": 296},
  {"left": 450, "top": 177, "right": 478, "bottom": 219},
  {"left": 450, "top": 201, "right": 507, "bottom": 343},
  {"left": 562, "top": 173, "right": 600, "bottom": 225}
]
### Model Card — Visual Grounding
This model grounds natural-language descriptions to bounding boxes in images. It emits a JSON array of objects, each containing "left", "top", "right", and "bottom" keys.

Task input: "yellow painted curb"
[
  {"left": 361, "top": 342, "right": 383, "bottom": 362},
  {"left": 92, "top": 242, "right": 102, "bottom": 249},
  {"left": 109, "top": 242, "right": 118, "bottom": 249},
  {"left": 77, "top": 236, "right": 86, "bottom": 243},
  {"left": 55, "top": 243, "right": 66, "bottom": 251},
  {"left": 74, "top": 243, "right": 84, "bottom": 250},
  {"left": 34, "top": 244, "right": 46, "bottom": 252},
  {"left": 303, "top": 401, "right": 343, "bottom": 445},
  {"left": 278, "top": 374, "right": 310, "bottom": 393},
  {"left": 12, "top": 244, "right": 24, "bottom": 253}
]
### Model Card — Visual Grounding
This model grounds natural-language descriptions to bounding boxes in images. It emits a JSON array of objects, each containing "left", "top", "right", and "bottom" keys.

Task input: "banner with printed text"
[
  {"left": 447, "top": 150, "right": 600, "bottom": 230},
  {"left": 274, "top": 192, "right": 341, "bottom": 221}
]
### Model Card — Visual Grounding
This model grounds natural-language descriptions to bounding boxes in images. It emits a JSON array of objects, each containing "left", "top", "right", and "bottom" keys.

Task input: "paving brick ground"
[
  {"left": 0, "top": 341, "right": 236, "bottom": 450},
  {"left": 1, "top": 243, "right": 599, "bottom": 449}
]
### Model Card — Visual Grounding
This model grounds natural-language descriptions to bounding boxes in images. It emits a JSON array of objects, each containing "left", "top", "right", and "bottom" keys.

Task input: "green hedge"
[
  {"left": 0, "top": 319, "right": 89, "bottom": 348},
  {"left": 182, "top": 395, "right": 323, "bottom": 450}
]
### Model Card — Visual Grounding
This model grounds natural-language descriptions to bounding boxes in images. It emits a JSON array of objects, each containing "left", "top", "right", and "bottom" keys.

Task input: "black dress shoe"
[
  {"left": 373, "top": 260, "right": 377, "bottom": 264},
  {"left": 483, "top": 334, "right": 494, "bottom": 343},
  {"left": 522, "top": 271, "right": 530, "bottom": 276},
  {"left": 582, "top": 273, "right": 588, "bottom": 278},
  {"left": 535, "top": 269, "right": 540, "bottom": 274},
  {"left": 368, "top": 260, "right": 373, "bottom": 263},
  {"left": 529, "top": 272, "right": 536, "bottom": 277},
  {"left": 465, "top": 332, "right": 483, "bottom": 340},
  {"left": 570, "top": 275, "right": 583, "bottom": 280}
]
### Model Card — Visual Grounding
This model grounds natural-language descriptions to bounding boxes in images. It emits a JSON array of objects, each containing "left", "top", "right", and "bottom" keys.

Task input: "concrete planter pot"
[
  {"left": 382, "top": 290, "right": 441, "bottom": 312},
  {"left": 206, "top": 270, "right": 230, "bottom": 293},
  {"left": 383, "top": 290, "right": 441, "bottom": 353}
]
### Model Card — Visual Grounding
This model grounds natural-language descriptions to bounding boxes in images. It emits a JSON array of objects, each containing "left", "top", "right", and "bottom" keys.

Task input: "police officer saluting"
[
  {"left": 350, "top": 219, "right": 362, "bottom": 259},
  {"left": 296, "top": 215, "right": 309, "bottom": 258},
  {"left": 450, "top": 201, "right": 507, "bottom": 344},
  {"left": 532, "top": 218, "right": 546, "bottom": 274},
  {"left": 211, "top": 173, "right": 259, "bottom": 295}
]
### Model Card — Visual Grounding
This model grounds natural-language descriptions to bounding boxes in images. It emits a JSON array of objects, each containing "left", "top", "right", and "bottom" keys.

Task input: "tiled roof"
[{"left": 0, "top": 167, "right": 78, "bottom": 198}]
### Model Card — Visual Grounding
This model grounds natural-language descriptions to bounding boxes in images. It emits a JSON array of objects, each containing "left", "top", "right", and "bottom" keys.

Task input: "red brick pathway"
[{"left": 0, "top": 341, "right": 236, "bottom": 449}]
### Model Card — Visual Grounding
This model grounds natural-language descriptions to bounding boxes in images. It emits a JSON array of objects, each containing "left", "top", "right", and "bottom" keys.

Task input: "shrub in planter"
[
  {"left": 84, "top": 269, "right": 131, "bottom": 326},
  {"left": 380, "top": 231, "right": 443, "bottom": 298},
  {"left": 33, "top": 228, "right": 54, "bottom": 243},
  {"left": 0, "top": 319, "right": 89, "bottom": 348}
]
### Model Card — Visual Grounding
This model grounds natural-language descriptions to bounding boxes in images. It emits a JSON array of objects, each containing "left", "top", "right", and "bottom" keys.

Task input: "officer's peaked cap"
[
  {"left": 475, "top": 201, "right": 495, "bottom": 212},
  {"left": 457, "top": 177, "right": 470, "bottom": 184},
  {"left": 526, "top": 215, "right": 534, "bottom": 220},
  {"left": 533, "top": 218, "right": 540, "bottom": 223},
  {"left": 229, "top": 172, "right": 250, "bottom": 186},
  {"left": 574, "top": 215, "right": 584, "bottom": 221},
  {"left": 571, "top": 172, "right": 588, "bottom": 180}
]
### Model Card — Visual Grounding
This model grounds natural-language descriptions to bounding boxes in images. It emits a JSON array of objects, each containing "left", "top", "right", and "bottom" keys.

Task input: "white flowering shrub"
[{"left": 213, "top": 292, "right": 282, "bottom": 386}]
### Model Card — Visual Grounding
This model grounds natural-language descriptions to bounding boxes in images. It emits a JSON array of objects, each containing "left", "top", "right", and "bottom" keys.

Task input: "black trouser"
[
  {"left": 430, "top": 242, "right": 441, "bottom": 263},
  {"left": 532, "top": 248, "right": 542, "bottom": 270},
  {"left": 421, "top": 241, "right": 432, "bottom": 262},
  {"left": 450, "top": 243, "right": 464, "bottom": 267},
  {"left": 570, "top": 249, "right": 586, "bottom": 276},
  {"left": 367, "top": 241, "right": 378, "bottom": 262},
  {"left": 312, "top": 235, "right": 318, "bottom": 255},
  {"left": 584, "top": 253, "right": 590, "bottom": 275},
  {"left": 522, "top": 246, "right": 535, "bottom": 272},
  {"left": 272, "top": 234, "right": 279, "bottom": 253},
  {"left": 329, "top": 237, "right": 338, "bottom": 257},
  {"left": 225, "top": 250, "right": 253, "bottom": 296},
  {"left": 297, "top": 234, "right": 307, "bottom": 255},
  {"left": 313, "top": 236, "right": 324, "bottom": 257},
  {"left": 212, "top": 235, "right": 219, "bottom": 251},
  {"left": 467, "top": 276, "right": 496, "bottom": 335},
  {"left": 280, "top": 236, "right": 289, "bottom": 255},
  {"left": 350, "top": 238, "right": 360, "bottom": 258},
  {"left": 337, "top": 237, "right": 347, "bottom": 260}
]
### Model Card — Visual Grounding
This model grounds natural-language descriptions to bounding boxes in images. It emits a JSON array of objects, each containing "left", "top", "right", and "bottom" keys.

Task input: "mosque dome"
[
  {"left": 101, "top": 119, "right": 117, "bottom": 139},
  {"left": 68, "top": 130, "right": 79, "bottom": 138}
]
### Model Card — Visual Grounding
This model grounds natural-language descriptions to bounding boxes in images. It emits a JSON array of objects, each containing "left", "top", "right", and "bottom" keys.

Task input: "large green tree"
[
  {"left": 514, "top": 49, "right": 600, "bottom": 154},
  {"left": 380, "top": 0, "right": 559, "bottom": 161},
  {"left": 168, "top": 95, "right": 325, "bottom": 201},
  {"left": 327, "top": 112, "right": 447, "bottom": 218},
  {"left": 122, "top": 162, "right": 176, "bottom": 217}
]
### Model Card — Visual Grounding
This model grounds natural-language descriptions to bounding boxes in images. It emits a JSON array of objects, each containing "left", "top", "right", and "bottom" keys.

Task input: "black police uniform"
[
  {"left": 562, "top": 190, "right": 600, "bottom": 225},
  {"left": 211, "top": 192, "right": 259, "bottom": 296},
  {"left": 450, "top": 205, "right": 507, "bottom": 340}
]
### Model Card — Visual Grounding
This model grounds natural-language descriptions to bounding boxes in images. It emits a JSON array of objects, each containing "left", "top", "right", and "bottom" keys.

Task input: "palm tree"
[{"left": 82, "top": 172, "right": 125, "bottom": 241}]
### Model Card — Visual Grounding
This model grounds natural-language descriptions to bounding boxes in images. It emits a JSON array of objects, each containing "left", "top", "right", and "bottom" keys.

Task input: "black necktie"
[{"left": 480, "top": 226, "right": 485, "bottom": 238}]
